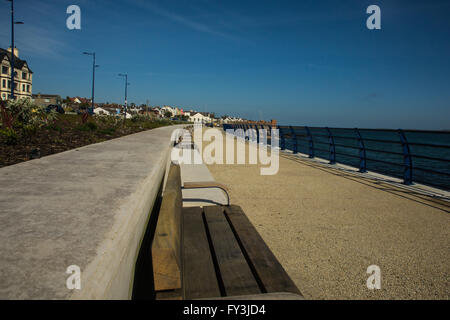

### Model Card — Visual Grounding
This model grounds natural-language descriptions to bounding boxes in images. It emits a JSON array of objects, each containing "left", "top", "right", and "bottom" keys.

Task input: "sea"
[{"left": 279, "top": 127, "right": 450, "bottom": 191}]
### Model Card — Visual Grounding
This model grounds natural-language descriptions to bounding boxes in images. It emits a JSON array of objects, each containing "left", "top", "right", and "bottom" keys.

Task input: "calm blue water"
[{"left": 280, "top": 127, "right": 450, "bottom": 191}]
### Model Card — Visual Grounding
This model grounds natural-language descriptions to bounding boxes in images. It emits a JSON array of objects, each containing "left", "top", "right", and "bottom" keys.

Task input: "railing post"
[
  {"left": 326, "top": 127, "right": 336, "bottom": 164},
  {"left": 255, "top": 124, "right": 260, "bottom": 144},
  {"left": 398, "top": 129, "right": 413, "bottom": 185},
  {"left": 305, "top": 126, "right": 314, "bottom": 158},
  {"left": 278, "top": 126, "right": 286, "bottom": 150},
  {"left": 256, "top": 125, "right": 264, "bottom": 144},
  {"left": 262, "top": 125, "right": 267, "bottom": 146},
  {"left": 252, "top": 124, "right": 257, "bottom": 143},
  {"left": 354, "top": 128, "right": 367, "bottom": 173},
  {"left": 289, "top": 126, "right": 298, "bottom": 154}
]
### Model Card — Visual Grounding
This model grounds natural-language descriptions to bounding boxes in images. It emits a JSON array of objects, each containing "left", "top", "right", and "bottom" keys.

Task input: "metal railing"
[{"left": 223, "top": 124, "right": 450, "bottom": 190}]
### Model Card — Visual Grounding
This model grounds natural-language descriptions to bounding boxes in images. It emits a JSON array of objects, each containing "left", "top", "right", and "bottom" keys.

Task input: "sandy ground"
[{"left": 203, "top": 131, "right": 449, "bottom": 299}]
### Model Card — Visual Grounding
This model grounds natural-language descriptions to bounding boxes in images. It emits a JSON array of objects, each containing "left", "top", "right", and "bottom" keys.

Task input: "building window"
[
  {"left": 2, "top": 79, "right": 5, "bottom": 88},
  {"left": 27, "top": 85, "right": 30, "bottom": 92},
  {"left": 22, "top": 72, "right": 27, "bottom": 80},
  {"left": 2, "top": 66, "right": 8, "bottom": 74},
  {"left": 7, "top": 80, "right": 11, "bottom": 89}
]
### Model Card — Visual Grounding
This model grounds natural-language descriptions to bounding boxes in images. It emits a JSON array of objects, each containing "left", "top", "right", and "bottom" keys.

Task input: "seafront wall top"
[{"left": 0, "top": 125, "right": 183, "bottom": 299}]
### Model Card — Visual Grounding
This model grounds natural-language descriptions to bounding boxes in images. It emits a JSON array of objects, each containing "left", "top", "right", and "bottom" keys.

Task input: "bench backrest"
[{"left": 151, "top": 163, "right": 183, "bottom": 291}]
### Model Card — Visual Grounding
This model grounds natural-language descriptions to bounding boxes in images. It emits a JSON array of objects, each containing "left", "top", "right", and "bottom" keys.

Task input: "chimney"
[
  {"left": 271, "top": 119, "right": 277, "bottom": 128},
  {"left": 7, "top": 47, "right": 19, "bottom": 58}
]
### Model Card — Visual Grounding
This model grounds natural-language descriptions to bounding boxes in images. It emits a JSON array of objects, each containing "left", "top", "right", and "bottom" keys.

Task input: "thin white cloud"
[
  {"left": 145, "top": 71, "right": 215, "bottom": 79},
  {"left": 0, "top": 25, "right": 70, "bottom": 60},
  {"left": 130, "top": 0, "right": 241, "bottom": 41},
  {"left": 0, "top": 1, "right": 72, "bottom": 60}
]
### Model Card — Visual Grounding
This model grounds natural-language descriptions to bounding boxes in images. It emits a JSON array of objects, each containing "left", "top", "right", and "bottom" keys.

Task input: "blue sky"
[{"left": 1, "top": 0, "right": 449, "bottom": 129}]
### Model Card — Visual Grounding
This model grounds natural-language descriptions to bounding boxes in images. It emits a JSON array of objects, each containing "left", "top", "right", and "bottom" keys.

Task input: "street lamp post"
[
  {"left": 7, "top": 0, "right": 24, "bottom": 100},
  {"left": 118, "top": 74, "right": 129, "bottom": 121},
  {"left": 83, "top": 52, "right": 99, "bottom": 113}
]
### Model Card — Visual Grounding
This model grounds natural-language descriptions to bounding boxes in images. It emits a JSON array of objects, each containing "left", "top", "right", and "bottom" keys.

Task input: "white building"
[
  {"left": 93, "top": 107, "right": 111, "bottom": 116},
  {"left": 222, "top": 117, "right": 233, "bottom": 124},
  {"left": 1, "top": 47, "right": 33, "bottom": 100},
  {"left": 161, "top": 106, "right": 176, "bottom": 118},
  {"left": 189, "top": 112, "right": 212, "bottom": 124}
]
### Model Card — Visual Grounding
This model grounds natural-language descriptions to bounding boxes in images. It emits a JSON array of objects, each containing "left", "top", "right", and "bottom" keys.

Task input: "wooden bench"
[{"left": 151, "top": 163, "right": 303, "bottom": 300}]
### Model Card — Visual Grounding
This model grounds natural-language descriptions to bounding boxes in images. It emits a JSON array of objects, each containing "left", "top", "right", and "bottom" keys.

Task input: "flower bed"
[{"left": 0, "top": 98, "right": 179, "bottom": 167}]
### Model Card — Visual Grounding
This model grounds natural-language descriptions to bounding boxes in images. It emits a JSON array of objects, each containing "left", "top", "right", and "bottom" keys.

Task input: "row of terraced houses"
[{"left": 0, "top": 47, "right": 247, "bottom": 124}]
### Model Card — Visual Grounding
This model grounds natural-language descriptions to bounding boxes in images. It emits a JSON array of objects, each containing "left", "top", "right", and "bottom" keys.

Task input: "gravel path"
[{"left": 204, "top": 135, "right": 449, "bottom": 299}]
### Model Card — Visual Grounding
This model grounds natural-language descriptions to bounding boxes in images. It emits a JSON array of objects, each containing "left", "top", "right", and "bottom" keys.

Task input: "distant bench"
[{"left": 151, "top": 163, "right": 303, "bottom": 300}]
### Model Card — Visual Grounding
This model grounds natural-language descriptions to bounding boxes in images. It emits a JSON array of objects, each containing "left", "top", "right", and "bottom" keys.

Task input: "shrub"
[
  {"left": 131, "top": 114, "right": 156, "bottom": 123},
  {"left": 76, "top": 122, "right": 97, "bottom": 132},
  {"left": 86, "top": 122, "right": 97, "bottom": 131},
  {"left": 99, "top": 127, "right": 116, "bottom": 135},
  {"left": 95, "top": 115, "right": 120, "bottom": 126},
  {"left": 0, "top": 127, "right": 18, "bottom": 145},
  {"left": 23, "top": 124, "right": 38, "bottom": 136},
  {"left": 3, "top": 98, "right": 57, "bottom": 129},
  {"left": 0, "top": 101, "right": 14, "bottom": 129}
]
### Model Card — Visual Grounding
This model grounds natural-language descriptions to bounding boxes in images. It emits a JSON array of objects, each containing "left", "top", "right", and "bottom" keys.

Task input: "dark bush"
[{"left": 0, "top": 127, "right": 18, "bottom": 145}]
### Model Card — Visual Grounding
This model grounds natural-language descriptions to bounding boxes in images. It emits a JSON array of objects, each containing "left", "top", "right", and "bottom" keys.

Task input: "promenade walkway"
[{"left": 205, "top": 130, "right": 449, "bottom": 299}]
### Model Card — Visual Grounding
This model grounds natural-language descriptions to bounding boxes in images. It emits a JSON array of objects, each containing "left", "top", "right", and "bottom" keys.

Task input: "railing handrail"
[
  {"left": 223, "top": 123, "right": 450, "bottom": 190},
  {"left": 278, "top": 125, "right": 450, "bottom": 135},
  {"left": 284, "top": 132, "right": 450, "bottom": 149}
]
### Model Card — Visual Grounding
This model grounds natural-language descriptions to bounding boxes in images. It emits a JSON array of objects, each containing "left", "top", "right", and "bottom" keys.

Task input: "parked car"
[{"left": 46, "top": 104, "right": 65, "bottom": 114}]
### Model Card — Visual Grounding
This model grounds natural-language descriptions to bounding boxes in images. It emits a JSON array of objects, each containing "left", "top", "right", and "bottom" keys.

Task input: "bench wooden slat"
[
  {"left": 224, "top": 205, "right": 302, "bottom": 295},
  {"left": 182, "top": 206, "right": 221, "bottom": 300},
  {"left": 151, "top": 162, "right": 302, "bottom": 300},
  {"left": 204, "top": 206, "right": 261, "bottom": 297}
]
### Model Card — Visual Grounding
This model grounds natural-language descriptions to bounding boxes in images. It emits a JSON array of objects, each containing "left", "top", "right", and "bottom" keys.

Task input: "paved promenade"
[{"left": 205, "top": 132, "right": 449, "bottom": 299}]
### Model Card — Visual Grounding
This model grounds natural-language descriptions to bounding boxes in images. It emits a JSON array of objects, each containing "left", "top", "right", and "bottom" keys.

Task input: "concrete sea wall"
[{"left": 0, "top": 125, "right": 183, "bottom": 299}]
